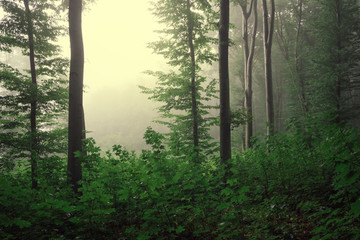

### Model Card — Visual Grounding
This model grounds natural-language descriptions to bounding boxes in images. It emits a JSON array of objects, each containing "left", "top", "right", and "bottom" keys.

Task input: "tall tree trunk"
[
  {"left": 24, "top": 0, "right": 38, "bottom": 189},
  {"left": 294, "top": 0, "right": 308, "bottom": 115},
  {"left": 186, "top": 0, "right": 199, "bottom": 157},
  {"left": 335, "top": 0, "right": 342, "bottom": 124},
  {"left": 262, "top": 0, "right": 275, "bottom": 137},
  {"left": 240, "top": 0, "right": 257, "bottom": 149},
  {"left": 219, "top": 0, "right": 231, "bottom": 164},
  {"left": 68, "top": 0, "right": 84, "bottom": 194}
]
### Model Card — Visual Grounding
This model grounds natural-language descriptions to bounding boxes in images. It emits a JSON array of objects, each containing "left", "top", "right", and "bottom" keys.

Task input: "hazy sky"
[
  {"left": 0, "top": 0, "right": 167, "bottom": 152},
  {"left": 80, "top": 0, "right": 167, "bottom": 151}
]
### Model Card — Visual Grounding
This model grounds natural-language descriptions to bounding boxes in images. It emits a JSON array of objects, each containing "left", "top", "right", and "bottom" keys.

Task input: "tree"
[
  {"left": 68, "top": 0, "right": 85, "bottom": 193},
  {"left": 141, "top": 0, "right": 218, "bottom": 159},
  {"left": 238, "top": 0, "right": 258, "bottom": 148},
  {"left": 275, "top": 0, "right": 303, "bottom": 113},
  {"left": 0, "top": 0, "right": 68, "bottom": 185},
  {"left": 261, "top": 0, "right": 275, "bottom": 136},
  {"left": 308, "top": 0, "right": 360, "bottom": 124},
  {"left": 23, "top": 0, "right": 38, "bottom": 188},
  {"left": 219, "top": 0, "right": 231, "bottom": 163},
  {"left": 186, "top": 0, "right": 200, "bottom": 154}
]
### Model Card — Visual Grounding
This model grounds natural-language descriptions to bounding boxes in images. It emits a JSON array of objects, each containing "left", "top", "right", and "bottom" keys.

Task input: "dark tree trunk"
[
  {"left": 240, "top": 0, "right": 257, "bottom": 149},
  {"left": 335, "top": 0, "right": 342, "bottom": 124},
  {"left": 24, "top": 0, "right": 38, "bottom": 189},
  {"left": 262, "top": 0, "right": 275, "bottom": 137},
  {"left": 186, "top": 0, "right": 199, "bottom": 157},
  {"left": 68, "top": 0, "right": 84, "bottom": 194},
  {"left": 219, "top": 0, "right": 231, "bottom": 164}
]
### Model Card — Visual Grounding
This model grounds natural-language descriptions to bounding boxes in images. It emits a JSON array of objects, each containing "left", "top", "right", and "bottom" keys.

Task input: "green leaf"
[
  {"left": 13, "top": 217, "right": 31, "bottom": 228},
  {"left": 216, "top": 202, "right": 231, "bottom": 211},
  {"left": 62, "top": 205, "right": 75, "bottom": 214},
  {"left": 176, "top": 225, "right": 185, "bottom": 233},
  {"left": 140, "top": 191, "right": 149, "bottom": 199},
  {"left": 221, "top": 187, "right": 233, "bottom": 196},
  {"left": 172, "top": 171, "right": 183, "bottom": 183},
  {"left": 239, "top": 186, "right": 250, "bottom": 195},
  {"left": 350, "top": 198, "right": 360, "bottom": 218},
  {"left": 184, "top": 184, "right": 194, "bottom": 190},
  {"left": 69, "top": 216, "right": 81, "bottom": 224}
]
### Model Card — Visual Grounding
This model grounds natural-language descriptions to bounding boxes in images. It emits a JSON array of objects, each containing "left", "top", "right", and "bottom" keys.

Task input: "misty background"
[
  {"left": 0, "top": 0, "right": 220, "bottom": 153},
  {"left": 74, "top": 0, "right": 167, "bottom": 152}
]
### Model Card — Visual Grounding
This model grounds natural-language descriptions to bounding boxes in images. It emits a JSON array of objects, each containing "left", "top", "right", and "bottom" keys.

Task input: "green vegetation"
[
  {"left": 140, "top": 0, "right": 219, "bottom": 159},
  {"left": 1, "top": 121, "right": 359, "bottom": 239},
  {"left": 1, "top": 0, "right": 359, "bottom": 239}
]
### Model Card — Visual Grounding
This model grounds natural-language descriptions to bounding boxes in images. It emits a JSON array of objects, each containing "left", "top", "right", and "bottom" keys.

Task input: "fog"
[
  {"left": 79, "top": 0, "right": 167, "bottom": 152},
  {"left": 0, "top": 0, "right": 216, "bottom": 153}
]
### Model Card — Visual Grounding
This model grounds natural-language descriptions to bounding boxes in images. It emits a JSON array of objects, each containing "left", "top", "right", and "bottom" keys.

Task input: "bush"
[{"left": 1, "top": 123, "right": 359, "bottom": 239}]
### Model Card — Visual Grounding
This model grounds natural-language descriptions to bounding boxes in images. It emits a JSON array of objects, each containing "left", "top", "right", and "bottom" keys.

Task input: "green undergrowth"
[{"left": 1, "top": 124, "right": 359, "bottom": 239}]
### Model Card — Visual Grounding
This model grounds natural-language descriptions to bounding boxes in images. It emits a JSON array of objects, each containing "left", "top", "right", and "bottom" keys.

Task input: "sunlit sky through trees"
[
  {"left": 64, "top": 0, "right": 167, "bottom": 151},
  {"left": 0, "top": 0, "right": 168, "bottom": 151},
  {"left": 0, "top": 0, "right": 216, "bottom": 152}
]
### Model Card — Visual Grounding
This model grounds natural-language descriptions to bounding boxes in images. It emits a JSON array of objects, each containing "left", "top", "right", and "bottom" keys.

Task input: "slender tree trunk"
[
  {"left": 335, "top": 0, "right": 342, "bottom": 124},
  {"left": 186, "top": 0, "right": 199, "bottom": 156},
  {"left": 82, "top": 106, "right": 86, "bottom": 144},
  {"left": 240, "top": 0, "right": 257, "bottom": 149},
  {"left": 68, "top": 0, "right": 84, "bottom": 194},
  {"left": 294, "top": 0, "right": 308, "bottom": 115},
  {"left": 262, "top": 0, "right": 275, "bottom": 137},
  {"left": 24, "top": 0, "right": 38, "bottom": 189},
  {"left": 219, "top": 0, "right": 231, "bottom": 164}
]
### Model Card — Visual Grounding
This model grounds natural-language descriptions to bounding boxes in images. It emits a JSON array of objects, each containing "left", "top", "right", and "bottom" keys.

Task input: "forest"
[{"left": 0, "top": 0, "right": 359, "bottom": 239}]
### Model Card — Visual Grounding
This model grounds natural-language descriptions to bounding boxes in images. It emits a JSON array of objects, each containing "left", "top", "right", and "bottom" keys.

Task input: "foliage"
[
  {"left": 1, "top": 120, "right": 359, "bottom": 239},
  {"left": 1, "top": 1, "right": 360, "bottom": 240},
  {"left": 0, "top": 0, "right": 69, "bottom": 172},
  {"left": 141, "top": 0, "right": 219, "bottom": 158},
  {"left": 307, "top": 0, "right": 360, "bottom": 123}
]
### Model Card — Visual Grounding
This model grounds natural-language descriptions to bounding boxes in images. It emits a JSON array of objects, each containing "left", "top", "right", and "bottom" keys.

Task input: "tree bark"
[
  {"left": 240, "top": 0, "right": 257, "bottom": 149},
  {"left": 219, "top": 0, "right": 231, "bottom": 164},
  {"left": 294, "top": 0, "right": 308, "bottom": 115},
  {"left": 262, "top": 0, "right": 275, "bottom": 137},
  {"left": 68, "top": 0, "right": 84, "bottom": 194},
  {"left": 186, "top": 0, "right": 199, "bottom": 157},
  {"left": 24, "top": 0, "right": 38, "bottom": 189},
  {"left": 335, "top": 0, "right": 342, "bottom": 124}
]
